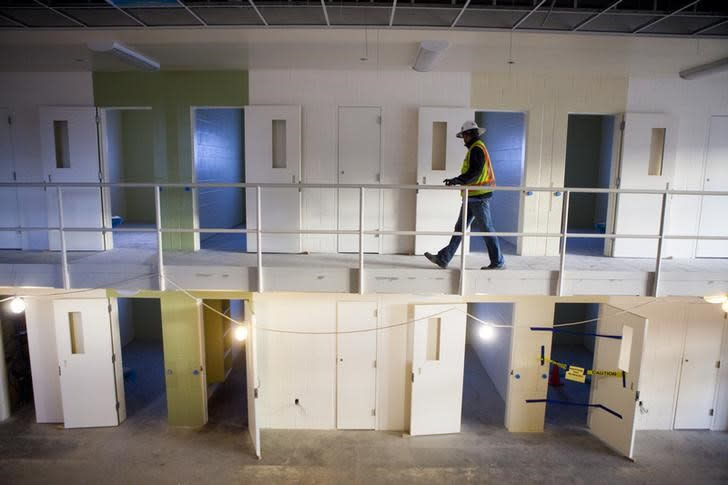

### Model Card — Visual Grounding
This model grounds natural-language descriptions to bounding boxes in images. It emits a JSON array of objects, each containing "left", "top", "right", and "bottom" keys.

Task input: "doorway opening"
[
  {"left": 0, "top": 296, "right": 34, "bottom": 419},
  {"left": 192, "top": 108, "right": 246, "bottom": 252},
  {"left": 462, "top": 302, "right": 512, "bottom": 430},
  {"left": 563, "top": 114, "right": 617, "bottom": 256},
  {"left": 545, "top": 303, "right": 599, "bottom": 428},
  {"left": 118, "top": 298, "right": 166, "bottom": 421},
  {"left": 204, "top": 299, "right": 247, "bottom": 429},
  {"left": 471, "top": 111, "right": 526, "bottom": 257},
  {"left": 102, "top": 108, "right": 157, "bottom": 250}
]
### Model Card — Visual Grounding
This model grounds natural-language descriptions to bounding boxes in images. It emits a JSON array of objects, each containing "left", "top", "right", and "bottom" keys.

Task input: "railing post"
[
  {"left": 154, "top": 186, "right": 165, "bottom": 291},
  {"left": 256, "top": 186, "right": 263, "bottom": 293},
  {"left": 56, "top": 187, "right": 70, "bottom": 290},
  {"left": 556, "top": 190, "right": 570, "bottom": 297},
  {"left": 652, "top": 182, "right": 670, "bottom": 297},
  {"left": 358, "top": 186, "right": 365, "bottom": 295},
  {"left": 459, "top": 188, "right": 469, "bottom": 296}
]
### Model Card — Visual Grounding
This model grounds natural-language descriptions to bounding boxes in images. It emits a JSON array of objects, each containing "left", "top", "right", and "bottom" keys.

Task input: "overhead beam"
[
  {"left": 0, "top": 11, "right": 29, "bottom": 28},
  {"left": 512, "top": 0, "right": 548, "bottom": 30},
  {"left": 247, "top": 0, "right": 268, "bottom": 26},
  {"left": 104, "top": 0, "right": 146, "bottom": 27},
  {"left": 692, "top": 16, "right": 728, "bottom": 35},
  {"left": 572, "top": 0, "right": 623, "bottom": 31},
  {"left": 450, "top": 0, "right": 471, "bottom": 28},
  {"left": 176, "top": 0, "right": 207, "bottom": 26},
  {"left": 33, "top": 0, "right": 87, "bottom": 27},
  {"left": 388, "top": 0, "right": 397, "bottom": 27},
  {"left": 321, "top": 0, "right": 330, "bottom": 26},
  {"left": 632, "top": 0, "right": 701, "bottom": 34},
  {"left": 540, "top": 0, "right": 557, "bottom": 27}
]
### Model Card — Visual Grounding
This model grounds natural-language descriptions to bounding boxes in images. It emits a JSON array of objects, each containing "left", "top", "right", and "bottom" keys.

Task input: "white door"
[
  {"left": 246, "top": 308, "right": 261, "bottom": 458},
  {"left": 53, "top": 298, "right": 122, "bottom": 428},
  {"left": 338, "top": 107, "right": 381, "bottom": 253},
  {"left": 673, "top": 305, "right": 724, "bottom": 429},
  {"left": 696, "top": 116, "right": 728, "bottom": 258},
  {"left": 244, "top": 105, "right": 301, "bottom": 253},
  {"left": 588, "top": 304, "right": 648, "bottom": 460},
  {"left": 40, "top": 106, "right": 105, "bottom": 251},
  {"left": 410, "top": 303, "right": 466, "bottom": 436},
  {"left": 611, "top": 113, "right": 676, "bottom": 258},
  {"left": 336, "top": 301, "right": 377, "bottom": 429},
  {"left": 415, "top": 107, "right": 474, "bottom": 255},
  {"left": 0, "top": 108, "right": 21, "bottom": 249}
]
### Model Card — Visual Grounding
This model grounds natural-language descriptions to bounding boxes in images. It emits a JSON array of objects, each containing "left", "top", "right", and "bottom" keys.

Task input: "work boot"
[
  {"left": 424, "top": 252, "right": 448, "bottom": 269},
  {"left": 481, "top": 261, "right": 505, "bottom": 270}
]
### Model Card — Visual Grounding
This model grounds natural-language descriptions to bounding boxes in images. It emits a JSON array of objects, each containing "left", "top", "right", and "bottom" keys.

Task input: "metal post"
[
  {"left": 154, "top": 186, "right": 166, "bottom": 291},
  {"left": 556, "top": 191, "right": 570, "bottom": 297},
  {"left": 256, "top": 186, "right": 263, "bottom": 293},
  {"left": 358, "top": 186, "right": 365, "bottom": 295},
  {"left": 459, "top": 188, "right": 469, "bottom": 296},
  {"left": 652, "top": 182, "right": 670, "bottom": 297},
  {"left": 56, "top": 187, "right": 70, "bottom": 289}
]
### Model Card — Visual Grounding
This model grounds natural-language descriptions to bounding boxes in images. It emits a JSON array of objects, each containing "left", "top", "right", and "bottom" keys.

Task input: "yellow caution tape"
[
  {"left": 565, "top": 366, "right": 586, "bottom": 383},
  {"left": 539, "top": 356, "right": 624, "bottom": 380}
]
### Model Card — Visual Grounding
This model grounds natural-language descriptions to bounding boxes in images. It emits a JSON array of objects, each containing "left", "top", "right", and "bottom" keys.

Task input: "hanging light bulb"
[
  {"left": 234, "top": 325, "right": 248, "bottom": 342},
  {"left": 704, "top": 294, "right": 728, "bottom": 304},
  {"left": 478, "top": 323, "right": 495, "bottom": 341},
  {"left": 722, "top": 301, "right": 728, "bottom": 313},
  {"left": 9, "top": 296, "right": 26, "bottom": 314}
]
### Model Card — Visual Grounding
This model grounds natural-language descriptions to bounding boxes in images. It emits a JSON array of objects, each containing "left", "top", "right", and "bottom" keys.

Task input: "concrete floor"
[{"left": 1, "top": 346, "right": 727, "bottom": 484}]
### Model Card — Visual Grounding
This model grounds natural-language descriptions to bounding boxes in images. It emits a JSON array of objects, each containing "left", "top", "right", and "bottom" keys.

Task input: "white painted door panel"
[
  {"left": 40, "top": 106, "right": 104, "bottom": 251},
  {"left": 589, "top": 304, "right": 647, "bottom": 460},
  {"left": 612, "top": 113, "right": 676, "bottom": 258},
  {"left": 338, "top": 107, "right": 381, "bottom": 253},
  {"left": 246, "top": 308, "right": 261, "bottom": 458},
  {"left": 0, "top": 108, "right": 21, "bottom": 249},
  {"left": 244, "top": 105, "right": 301, "bottom": 253},
  {"left": 337, "top": 301, "right": 377, "bottom": 429},
  {"left": 696, "top": 116, "right": 728, "bottom": 258},
  {"left": 673, "top": 305, "right": 724, "bottom": 429},
  {"left": 410, "top": 303, "right": 466, "bottom": 436},
  {"left": 53, "top": 298, "right": 120, "bottom": 428},
  {"left": 415, "top": 107, "right": 474, "bottom": 255}
]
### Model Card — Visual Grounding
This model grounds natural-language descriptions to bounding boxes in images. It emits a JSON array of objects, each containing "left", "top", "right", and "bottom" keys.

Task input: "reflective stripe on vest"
[{"left": 460, "top": 139, "right": 495, "bottom": 197}]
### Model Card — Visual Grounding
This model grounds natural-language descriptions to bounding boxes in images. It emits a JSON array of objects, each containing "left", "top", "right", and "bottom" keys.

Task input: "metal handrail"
[{"left": 1, "top": 181, "right": 726, "bottom": 297}]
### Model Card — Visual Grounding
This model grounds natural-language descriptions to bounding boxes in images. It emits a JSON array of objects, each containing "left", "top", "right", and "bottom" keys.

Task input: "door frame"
[
  {"left": 695, "top": 114, "right": 728, "bottom": 259},
  {"left": 336, "top": 105, "right": 384, "bottom": 254},
  {"left": 98, "top": 106, "right": 153, "bottom": 251},
  {"left": 190, "top": 105, "right": 247, "bottom": 252}
]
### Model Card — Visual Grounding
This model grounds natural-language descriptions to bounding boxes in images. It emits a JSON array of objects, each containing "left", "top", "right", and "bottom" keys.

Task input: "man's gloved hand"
[{"left": 443, "top": 178, "right": 458, "bottom": 186}]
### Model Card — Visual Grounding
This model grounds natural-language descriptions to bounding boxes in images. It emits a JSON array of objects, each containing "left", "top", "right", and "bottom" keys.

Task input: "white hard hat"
[{"left": 456, "top": 120, "right": 485, "bottom": 138}]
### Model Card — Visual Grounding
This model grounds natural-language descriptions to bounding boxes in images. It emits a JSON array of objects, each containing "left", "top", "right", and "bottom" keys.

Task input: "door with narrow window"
[
  {"left": 338, "top": 107, "right": 381, "bottom": 253},
  {"left": 410, "top": 303, "right": 466, "bottom": 436},
  {"left": 337, "top": 301, "right": 377, "bottom": 429},
  {"left": 415, "top": 107, "right": 475, "bottom": 255},
  {"left": 611, "top": 113, "right": 676, "bottom": 258},
  {"left": 0, "top": 108, "right": 21, "bottom": 249},
  {"left": 53, "top": 298, "right": 124, "bottom": 428},
  {"left": 244, "top": 105, "right": 301, "bottom": 253},
  {"left": 588, "top": 304, "right": 648, "bottom": 460},
  {"left": 40, "top": 106, "right": 105, "bottom": 251},
  {"left": 696, "top": 115, "right": 728, "bottom": 258},
  {"left": 246, "top": 307, "right": 261, "bottom": 458}
]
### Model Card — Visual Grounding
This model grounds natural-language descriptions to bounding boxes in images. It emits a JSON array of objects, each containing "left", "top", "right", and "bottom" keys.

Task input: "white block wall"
[{"left": 249, "top": 69, "right": 470, "bottom": 254}]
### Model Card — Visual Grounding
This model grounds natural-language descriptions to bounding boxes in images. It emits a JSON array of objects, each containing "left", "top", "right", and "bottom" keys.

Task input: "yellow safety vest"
[{"left": 460, "top": 139, "right": 495, "bottom": 197}]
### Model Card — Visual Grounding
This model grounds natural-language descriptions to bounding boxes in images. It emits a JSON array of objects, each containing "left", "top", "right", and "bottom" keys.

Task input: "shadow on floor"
[
  {"left": 461, "top": 344, "right": 506, "bottom": 429},
  {"left": 206, "top": 348, "right": 248, "bottom": 431},
  {"left": 121, "top": 340, "right": 166, "bottom": 420}
]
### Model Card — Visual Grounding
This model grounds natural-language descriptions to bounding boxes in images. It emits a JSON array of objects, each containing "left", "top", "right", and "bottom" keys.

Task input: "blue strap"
[
  {"left": 530, "top": 327, "right": 622, "bottom": 340},
  {"left": 525, "top": 399, "right": 623, "bottom": 419}
]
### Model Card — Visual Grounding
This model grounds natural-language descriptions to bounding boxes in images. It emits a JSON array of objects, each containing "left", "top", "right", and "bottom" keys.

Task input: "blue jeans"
[{"left": 438, "top": 197, "right": 504, "bottom": 266}]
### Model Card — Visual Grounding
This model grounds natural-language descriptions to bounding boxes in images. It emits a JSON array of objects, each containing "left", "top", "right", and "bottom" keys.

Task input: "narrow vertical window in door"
[
  {"left": 426, "top": 317, "right": 441, "bottom": 361},
  {"left": 68, "top": 312, "right": 85, "bottom": 354},
  {"left": 431, "top": 122, "right": 447, "bottom": 171},
  {"left": 272, "top": 119, "right": 287, "bottom": 168},
  {"left": 618, "top": 325, "right": 633, "bottom": 372},
  {"left": 54, "top": 120, "right": 71, "bottom": 169},
  {"left": 648, "top": 128, "right": 665, "bottom": 176}
]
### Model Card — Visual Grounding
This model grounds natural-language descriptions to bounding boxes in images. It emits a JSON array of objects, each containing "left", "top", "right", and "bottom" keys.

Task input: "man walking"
[{"left": 424, "top": 120, "right": 505, "bottom": 270}]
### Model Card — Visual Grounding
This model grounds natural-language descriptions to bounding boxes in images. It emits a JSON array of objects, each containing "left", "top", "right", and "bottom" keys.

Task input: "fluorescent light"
[
  {"left": 412, "top": 40, "right": 449, "bottom": 72},
  {"left": 679, "top": 57, "right": 728, "bottom": 80},
  {"left": 703, "top": 294, "right": 727, "bottom": 304},
  {"left": 87, "top": 41, "right": 160, "bottom": 71},
  {"left": 9, "top": 297, "right": 25, "bottom": 314}
]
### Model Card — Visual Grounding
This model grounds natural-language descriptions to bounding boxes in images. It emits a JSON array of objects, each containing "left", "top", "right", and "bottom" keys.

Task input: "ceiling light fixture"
[
  {"left": 234, "top": 325, "right": 248, "bottom": 342},
  {"left": 703, "top": 294, "right": 728, "bottom": 304},
  {"left": 87, "top": 41, "right": 160, "bottom": 71},
  {"left": 722, "top": 301, "right": 728, "bottom": 313},
  {"left": 8, "top": 296, "right": 26, "bottom": 314},
  {"left": 412, "top": 40, "right": 449, "bottom": 72},
  {"left": 679, "top": 57, "right": 728, "bottom": 80}
]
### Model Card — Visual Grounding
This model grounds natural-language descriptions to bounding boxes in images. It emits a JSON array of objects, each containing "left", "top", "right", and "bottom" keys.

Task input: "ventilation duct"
[{"left": 679, "top": 57, "right": 728, "bottom": 80}]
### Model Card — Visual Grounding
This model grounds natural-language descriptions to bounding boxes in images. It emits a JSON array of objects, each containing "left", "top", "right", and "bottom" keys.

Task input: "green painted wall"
[
  {"left": 93, "top": 71, "right": 248, "bottom": 249},
  {"left": 160, "top": 293, "right": 206, "bottom": 427},
  {"left": 120, "top": 109, "right": 156, "bottom": 223}
]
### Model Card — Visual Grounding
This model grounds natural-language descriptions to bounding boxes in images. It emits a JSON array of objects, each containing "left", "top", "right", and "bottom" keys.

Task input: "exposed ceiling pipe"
[{"left": 679, "top": 57, "right": 728, "bottom": 80}]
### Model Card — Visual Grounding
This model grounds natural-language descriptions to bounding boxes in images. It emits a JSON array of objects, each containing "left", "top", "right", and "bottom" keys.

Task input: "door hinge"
[
  {"left": 108, "top": 303, "right": 112, "bottom": 313},
  {"left": 717, "top": 361, "right": 721, "bottom": 369},
  {"left": 111, "top": 353, "right": 116, "bottom": 363},
  {"left": 635, "top": 390, "right": 640, "bottom": 402},
  {"left": 620, "top": 120, "right": 625, "bottom": 131},
  {"left": 254, "top": 388, "right": 259, "bottom": 399},
  {"left": 13, "top": 171, "right": 17, "bottom": 181},
  {"left": 98, "top": 171, "right": 103, "bottom": 182},
  {"left": 116, "top": 402, "right": 120, "bottom": 410},
  {"left": 376, "top": 115, "right": 382, "bottom": 125},
  {"left": 374, "top": 308, "right": 378, "bottom": 318},
  {"left": 411, "top": 372, "right": 414, "bottom": 383},
  {"left": 7, "top": 115, "right": 12, "bottom": 125},
  {"left": 709, "top": 409, "right": 714, "bottom": 416},
  {"left": 371, "top": 409, "right": 376, "bottom": 416},
  {"left": 373, "top": 360, "right": 377, "bottom": 369},
  {"left": 58, "top": 366, "right": 61, "bottom": 376},
  {"left": 95, "top": 114, "right": 101, "bottom": 124},
  {"left": 376, "top": 173, "right": 381, "bottom": 183}
]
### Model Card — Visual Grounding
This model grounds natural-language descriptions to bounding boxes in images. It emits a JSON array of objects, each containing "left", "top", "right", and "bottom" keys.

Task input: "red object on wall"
[{"left": 548, "top": 363, "right": 563, "bottom": 387}]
